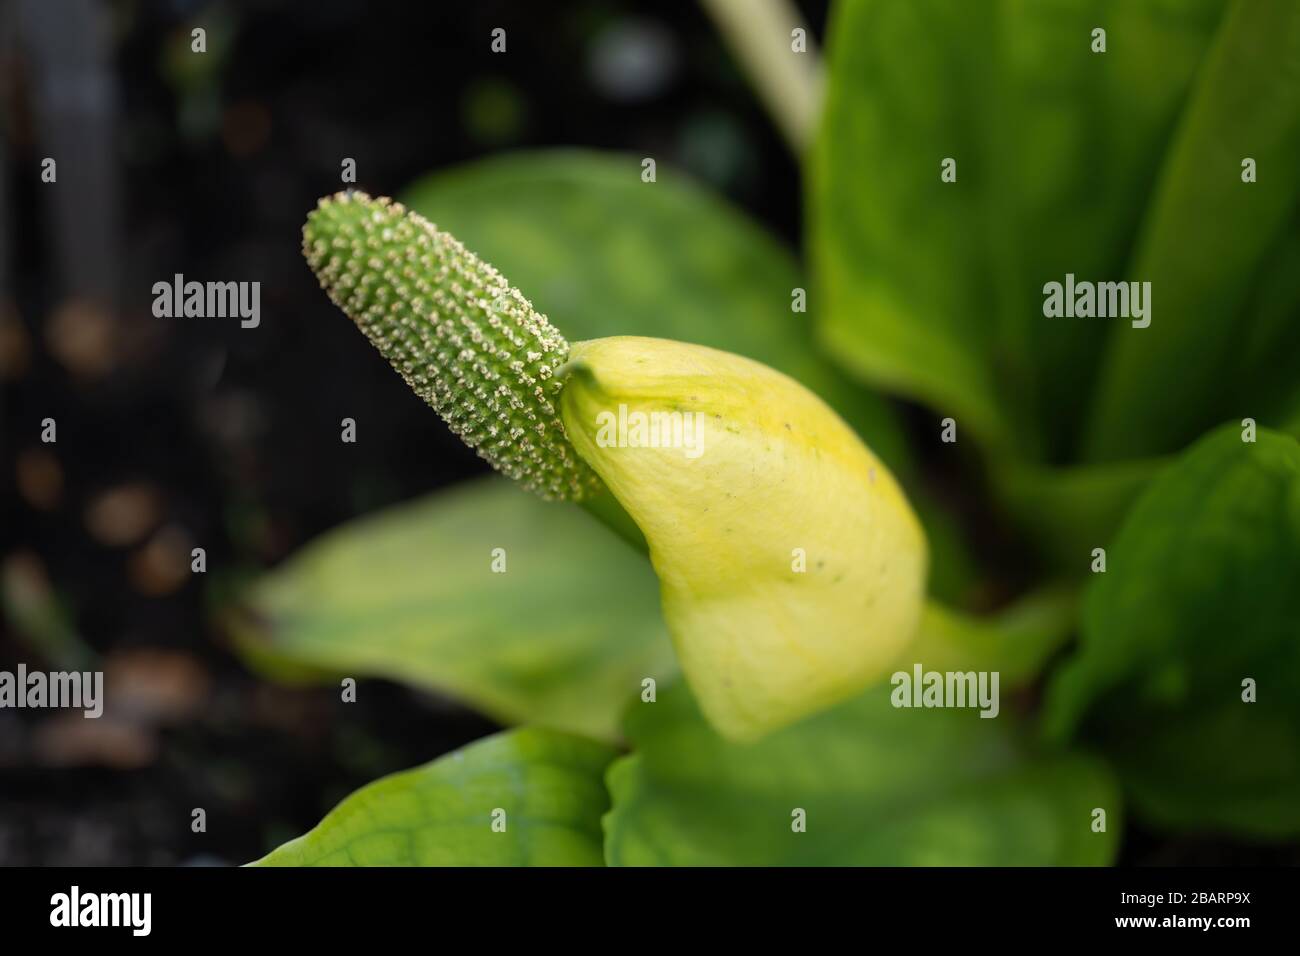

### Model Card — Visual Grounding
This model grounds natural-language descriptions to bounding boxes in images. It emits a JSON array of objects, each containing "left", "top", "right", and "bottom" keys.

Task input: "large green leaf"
[
  {"left": 1230, "top": 222, "right": 1300, "bottom": 427},
  {"left": 400, "top": 149, "right": 911, "bottom": 474},
  {"left": 1045, "top": 426, "right": 1300, "bottom": 835},
  {"left": 228, "top": 479, "right": 675, "bottom": 741},
  {"left": 811, "top": 0, "right": 1226, "bottom": 456},
  {"left": 252, "top": 728, "right": 615, "bottom": 866},
  {"left": 993, "top": 454, "right": 1168, "bottom": 569},
  {"left": 1084, "top": 0, "right": 1300, "bottom": 460},
  {"left": 605, "top": 682, "right": 1119, "bottom": 866}
]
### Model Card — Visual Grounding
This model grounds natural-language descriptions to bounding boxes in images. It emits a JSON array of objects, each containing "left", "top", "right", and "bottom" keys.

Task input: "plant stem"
[
  {"left": 906, "top": 586, "right": 1080, "bottom": 688},
  {"left": 700, "top": 0, "right": 824, "bottom": 153}
]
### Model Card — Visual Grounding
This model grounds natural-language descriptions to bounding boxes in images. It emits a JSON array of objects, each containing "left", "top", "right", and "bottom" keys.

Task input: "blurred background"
[
  {"left": 0, "top": 0, "right": 1293, "bottom": 866},
  {"left": 0, "top": 0, "right": 817, "bottom": 867}
]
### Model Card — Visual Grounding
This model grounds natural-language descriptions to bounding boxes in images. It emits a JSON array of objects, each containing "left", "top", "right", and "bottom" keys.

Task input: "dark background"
[{"left": 0, "top": 0, "right": 1288, "bottom": 866}]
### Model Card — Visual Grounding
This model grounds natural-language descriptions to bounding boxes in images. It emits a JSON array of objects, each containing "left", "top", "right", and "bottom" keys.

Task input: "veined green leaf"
[
  {"left": 811, "top": 0, "right": 1226, "bottom": 457},
  {"left": 252, "top": 728, "right": 616, "bottom": 866},
  {"left": 1046, "top": 426, "right": 1300, "bottom": 835},
  {"left": 605, "top": 682, "right": 1119, "bottom": 866},
  {"left": 228, "top": 479, "right": 675, "bottom": 742}
]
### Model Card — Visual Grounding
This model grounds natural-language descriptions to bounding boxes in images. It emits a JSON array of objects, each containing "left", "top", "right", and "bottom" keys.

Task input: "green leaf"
[
  {"left": 811, "top": 0, "right": 1227, "bottom": 456},
  {"left": 252, "top": 727, "right": 616, "bottom": 866},
  {"left": 1045, "top": 426, "right": 1300, "bottom": 835},
  {"left": 993, "top": 455, "right": 1168, "bottom": 570},
  {"left": 1085, "top": 0, "right": 1300, "bottom": 461},
  {"left": 1285, "top": 403, "right": 1300, "bottom": 438},
  {"left": 227, "top": 478, "right": 675, "bottom": 742},
  {"left": 1230, "top": 222, "right": 1300, "bottom": 427},
  {"left": 605, "top": 682, "right": 1119, "bottom": 866},
  {"left": 400, "top": 149, "right": 911, "bottom": 475}
]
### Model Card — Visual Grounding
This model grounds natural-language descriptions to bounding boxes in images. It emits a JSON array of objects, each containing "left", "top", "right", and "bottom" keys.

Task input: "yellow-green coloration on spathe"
[
  {"left": 302, "top": 191, "right": 600, "bottom": 501},
  {"left": 559, "top": 336, "right": 928, "bottom": 741}
]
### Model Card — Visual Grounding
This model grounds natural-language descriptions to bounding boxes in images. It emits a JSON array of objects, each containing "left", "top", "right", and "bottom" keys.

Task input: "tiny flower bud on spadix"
[
  {"left": 302, "top": 191, "right": 600, "bottom": 501},
  {"left": 559, "top": 336, "right": 928, "bottom": 741}
]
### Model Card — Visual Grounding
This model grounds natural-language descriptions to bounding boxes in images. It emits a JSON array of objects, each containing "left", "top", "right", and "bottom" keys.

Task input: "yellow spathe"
[{"left": 560, "top": 336, "right": 927, "bottom": 741}]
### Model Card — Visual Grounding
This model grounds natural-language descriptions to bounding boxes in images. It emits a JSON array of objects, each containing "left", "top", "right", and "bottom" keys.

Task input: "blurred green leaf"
[
  {"left": 1085, "top": 0, "right": 1300, "bottom": 460},
  {"left": 228, "top": 479, "right": 675, "bottom": 741},
  {"left": 993, "top": 455, "right": 1168, "bottom": 570},
  {"left": 811, "top": 0, "right": 1226, "bottom": 456},
  {"left": 401, "top": 149, "right": 911, "bottom": 475},
  {"left": 1, "top": 553, "right": 97, "bottom": 672},
  {"left": 1230, "top": 223, "right": 1300, "bottom": 427},
  {"left": 605, "top": 682, "right": 1118, "bottom": 865},
  {"left": 1045, "top": 426, "right": 1300, "bottom": 835},
  {"left": 1285, "top": 402, "right": 1300, "bottom": 438},
  {"left": 252, "top": 727, "right": 615, "bottom": 865}
]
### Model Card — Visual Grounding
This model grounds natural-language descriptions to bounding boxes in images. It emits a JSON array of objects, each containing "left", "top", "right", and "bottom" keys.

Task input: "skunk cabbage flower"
[
  {"left": 558, "top": 337, "right": 927, "bottom": 740},
  {"left": 303, "top": 192, "right": 928, "bottom": 741}
]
